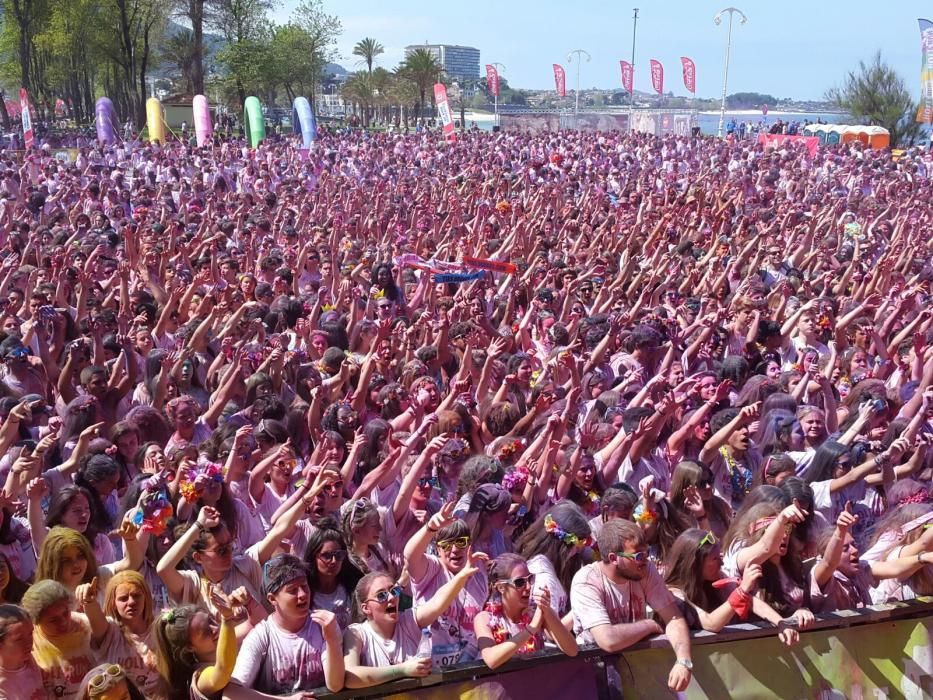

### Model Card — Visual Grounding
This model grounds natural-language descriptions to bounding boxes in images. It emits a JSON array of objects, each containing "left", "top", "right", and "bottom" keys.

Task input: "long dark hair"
[
  {"left": 303, "top": 519, "right": 363, "bottom": 595},
  {"left": 664, "top": 528, "right": 719, "bottom": 616},
  {"left": 74, "top": 454, "right": 119, "bottom": 534},
  {"left": 46, "top": 484, "right": 102, "bottom": 544},
  {"left": 801, "top": 440, "right": 851, "bottom": 484},
  {"left": 515, "top": 501, "right": 590, "bottom": 602}
]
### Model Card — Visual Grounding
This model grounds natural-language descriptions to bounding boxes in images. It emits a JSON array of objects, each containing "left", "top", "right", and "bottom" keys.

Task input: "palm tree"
[
  {"left": 352, "top": 37, "right": 384, "bottom": 74},
  {"left": 397, "top": 49, "right": 442, "bottom": 119},
  {"left": 342, "top": 72, "right": 374, "bottom": 127}
]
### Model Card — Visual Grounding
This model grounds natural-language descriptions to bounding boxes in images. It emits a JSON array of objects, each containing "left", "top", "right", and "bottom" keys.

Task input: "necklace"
[{"left": 720, "top": 447, "right": 752, "bottom": 499}]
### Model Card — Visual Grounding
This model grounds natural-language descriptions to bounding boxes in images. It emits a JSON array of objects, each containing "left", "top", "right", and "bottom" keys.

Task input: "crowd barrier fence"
[{"left": 313, "top": 598, "right": 933, "bottom": 699}]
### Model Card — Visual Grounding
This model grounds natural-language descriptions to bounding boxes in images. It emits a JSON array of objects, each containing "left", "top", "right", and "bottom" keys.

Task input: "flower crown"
[
  {"left": 501, "top": 465, "right": 529, "bottom": 491},
  {"left": 544, "top": 513, "right": 590, "bottom": 547}
]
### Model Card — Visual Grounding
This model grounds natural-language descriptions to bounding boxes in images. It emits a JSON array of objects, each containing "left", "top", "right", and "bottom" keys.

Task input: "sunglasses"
[
  {"left": 418, "top": 476, "right": 439, "bottom": 489},
  {"left": 616, "top": 550, "right": 649, "bottom": 563},
  {"left": 205, "top": 542, "right": 233, "bottom": 556},
  {"left": 698, "top": 531, "right": 717, "bottom": 548},
  {"left": 437, "top": 536, "right": 471, "bottom": 551},
  {"left": 367, "top": 583, "right": 402, "bottom": 604},
  {"left": 502, "top": 574, "right": 535, "bottom": 590},
  {"left": 697, "top": 479, "right": 712, "bottom": 489},
  {"left": 318, "top": 550, "right": 347, "bottom": 563},
  {"left": 88, "top": 664, "right": 124, "bottom": 693}
]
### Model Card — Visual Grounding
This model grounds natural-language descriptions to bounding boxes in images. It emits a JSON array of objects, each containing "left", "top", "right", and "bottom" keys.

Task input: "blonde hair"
[
  {"left": 36, "top": 527, "right": 98, "bottom": 587},
  {"left": 104, "top": 570, "right": 154, "bottom": 628}
]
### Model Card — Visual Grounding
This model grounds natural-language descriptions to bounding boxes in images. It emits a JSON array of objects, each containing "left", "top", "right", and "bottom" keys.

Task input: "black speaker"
[{"left": 492, "top": 125, "right": 500, "bottom": 133}]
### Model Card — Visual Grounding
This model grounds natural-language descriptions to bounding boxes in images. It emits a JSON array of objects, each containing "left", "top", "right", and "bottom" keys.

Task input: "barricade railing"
[{"left": 311, "top": 598, "right": 933, "bottom": 699}]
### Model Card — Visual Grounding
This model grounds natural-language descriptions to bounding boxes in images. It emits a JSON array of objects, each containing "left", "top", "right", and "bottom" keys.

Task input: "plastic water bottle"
[{"left": 416, "top": 628, "right": 433, "bottom": 659}]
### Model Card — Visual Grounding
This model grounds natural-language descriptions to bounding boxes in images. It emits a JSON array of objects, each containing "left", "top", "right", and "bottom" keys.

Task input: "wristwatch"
[{"left": 676, "top": 659, "right": 694, "bottom": 671}]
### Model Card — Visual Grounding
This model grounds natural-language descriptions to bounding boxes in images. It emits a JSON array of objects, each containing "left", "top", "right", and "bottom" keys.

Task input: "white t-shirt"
[
  {"left": 570, "top": 561, "right": 676, "bottom": 646},
  {"left": 231, "top": 615, "right": 329, "bottom": 694},
  {"left": 528, "top": 554, "right": 569, "bottom": 615},
  {"left": 348, "top": 609, "right": 422, "bottom": 667},
  {"left": 95, "top": 621, "right": 165, "bottom": 700},
  {"left": 175, "top": 548, "right": 265, "bottom": 619},
  {"left": 409, "top": 554, "right": 487, "bottom": 664}
]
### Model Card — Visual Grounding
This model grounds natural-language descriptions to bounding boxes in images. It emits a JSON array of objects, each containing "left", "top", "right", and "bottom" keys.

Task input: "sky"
[{"left": 274, "top": 1, "right": 932, "bottom": 102}]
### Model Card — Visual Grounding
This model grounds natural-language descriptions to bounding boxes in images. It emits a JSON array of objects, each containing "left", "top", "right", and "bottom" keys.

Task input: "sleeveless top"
[{"left": 481, "top": 601, "right": 543, "bottom": 655}]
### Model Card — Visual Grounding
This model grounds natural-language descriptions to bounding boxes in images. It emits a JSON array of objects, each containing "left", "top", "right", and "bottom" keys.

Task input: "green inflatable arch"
[{"left": 244, "top": 96, "right": 265, "bottom": 148}]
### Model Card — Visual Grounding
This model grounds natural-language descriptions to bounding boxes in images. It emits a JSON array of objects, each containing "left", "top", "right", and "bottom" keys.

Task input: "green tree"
[
  {"left": 352, "top": 36, "right": 382, "bottom": 74},
  {"left": 160, "top": 28, "right": 198, "bottom": 94},
  {"left": 397, "top": 48, "right": 441, "bottom": 119},
  {"left": 210, "top": 0, "right": 275, "bottom": 105},
  {"left": 289, "top": 0, "right": 341, "bottom": 111},
  {"left": 827, "top": 51, "right": 923, "bottom": 147}
]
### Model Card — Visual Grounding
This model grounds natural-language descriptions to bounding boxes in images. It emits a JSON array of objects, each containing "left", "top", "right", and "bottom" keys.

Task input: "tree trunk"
[
  {"left": 0, "top": 91, "right": 10, "bottom": 132},
  {"left": 191, "top": 0, "right": 205, "bottom": 94}
]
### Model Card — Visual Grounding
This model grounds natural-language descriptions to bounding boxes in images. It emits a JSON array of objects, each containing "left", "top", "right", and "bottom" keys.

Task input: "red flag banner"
[
  {"left": 19, "top": 88, "right": 34, "bottom": 149},
  {"left": 462, "top": 256, "right": 517, "bottom": 275},
  {"left": 680, "top": 57, "right": 696, "bottom": 94},
  {"left": 485, "top": 64, "right": 500, "bottom": 97},
  {"left": 433, "top": 83, "right": 456, "bottom": 143},
  {"left": 650, "top": 59, "right": 664, "bottom": 95},
  {"left": 619, "top": 60, "right": 633, "bottom": 93},
  {"left": 553, "top": 64, "right": 566, "bottom": 97}
]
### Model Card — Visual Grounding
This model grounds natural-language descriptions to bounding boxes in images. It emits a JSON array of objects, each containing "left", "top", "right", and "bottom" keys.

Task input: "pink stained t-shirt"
[
  {"left": 348, "top": 608, "right": 423, "bottom": 667},
  {"left": 95, "top": 621, "right": 166, "bottom": 700},
  {"left": 570, "top": 561, "right": 676, "bottom": 646},
  {"left": 231, "top": 615, "right": 329, "bottom": 694},
  {"left": 0, "top": 657, "right": 45, "bottom": 700},
  {"left": 409, "top": 554, "right": 488, "bottom": 665},
  {"left": 528, "top": 554, "right": 569, "bottom": 616}
]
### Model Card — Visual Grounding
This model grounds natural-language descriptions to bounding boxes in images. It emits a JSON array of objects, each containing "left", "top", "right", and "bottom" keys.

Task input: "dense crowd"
[{"left": 0, "top": 121, "right": 930, "bottom": 700}]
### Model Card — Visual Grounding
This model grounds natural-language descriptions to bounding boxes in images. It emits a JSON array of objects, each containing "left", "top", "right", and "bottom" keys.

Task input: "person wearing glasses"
[
  {"left": 473, "top": 553, "right": 577, "bottom": 669},
  {"left": 303, "top": 523, "right": 362, "bottom": 630},
  {"left": 404, "top": 502, "right": 489, "bottom": 667},
  {"left": 664, "top": 528, "right": 799, "bottom": 644},
  {"left": 226, "top": 555, "right": 344, "bottom": 696},
  {"left": 156, "top": 500, "right": 306, "bottom": 642},
  {"left": 342, "top": 560, "right": 482, "bottom": 689},
  {"left": 570, "top": 519, "right": 694, "bottom": 693},
  {"left": 77, "top": 663, "right": 146, "bottom": 700}
]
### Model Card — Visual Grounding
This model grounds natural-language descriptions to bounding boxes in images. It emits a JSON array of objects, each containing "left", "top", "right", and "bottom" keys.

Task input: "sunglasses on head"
[
  {"left": 616, "top": 550, "right": 649, "bottom": 563},
  {"left": 418, "top": 476, "right": 439, "bottom": 489},
  {"left": 367, "top": 583, "right": 402, "bottom": 604},
  {"left": 318, "top": 549, "right": 347, "bottom": 563},
  {"left": 437, "top": 536, "right": 470, "bottom": 551},
  {"left": 502, "top": 573, "right": 535, "bottom": 590},
  {"left": 88, "top": 664, "right": 124, "bottom": 694},
  {"left": 698, "top": 531, "right": 717, "bottom": 548}
]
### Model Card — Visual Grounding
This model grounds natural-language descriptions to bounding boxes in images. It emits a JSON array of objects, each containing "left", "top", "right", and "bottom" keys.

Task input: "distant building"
[{"left": 404, "top": 43, "right": 480, "bottom": 80}]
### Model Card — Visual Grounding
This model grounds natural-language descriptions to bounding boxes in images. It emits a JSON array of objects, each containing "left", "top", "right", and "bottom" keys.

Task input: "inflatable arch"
[
  {"left": 193, "top": 95, "right": 212, "bottom": 147},
  {"left": 243, "top": 96, "right": 265, "bottom": 148},
  {"left": 292, "top": 96, "right": 317, "bottom": 147},
  {"left": 146, "top": 98, "right": 165, "bottom": 143},
  {"left": 95, "top": 97, "right": 117, "bottom": 144}
]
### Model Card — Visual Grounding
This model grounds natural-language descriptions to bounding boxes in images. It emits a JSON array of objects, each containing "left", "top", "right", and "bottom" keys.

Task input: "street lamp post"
[
  {"left": 490, "top": 62, "right": 506, "bottom": 128},
  {"left": 567, "top": 49, "right": 591, "bottom": 124},
  {"left": 714, "top": 7, "right": 747, "bottom": 138}
]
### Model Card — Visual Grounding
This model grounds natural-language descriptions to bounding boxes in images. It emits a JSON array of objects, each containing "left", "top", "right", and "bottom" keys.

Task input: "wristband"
[
  {"left": 727, "top": 586, "right": 753, "bottom": 620},
  {"left": 194, "top": 521, "right": 207, "bottom": 533},
  {"left": 428, "top": 525, "right": 439, "bottom": 533}
]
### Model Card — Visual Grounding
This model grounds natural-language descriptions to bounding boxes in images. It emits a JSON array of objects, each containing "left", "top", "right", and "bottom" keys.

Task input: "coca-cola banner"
[
  {"left": 619, "top": 60, "right": 633, "bottom": 93},
  {"left": 650, "top": 59, "right": 664, "bottom": 94},
  {"left": 485, "top": 64, "right": 500, "bottom": 97},
  {"left": 553, "top": 64, "right": 566, "bottom": 97},
  {"left": 680, "top": 57, "right": 696, "bottom": 94}
]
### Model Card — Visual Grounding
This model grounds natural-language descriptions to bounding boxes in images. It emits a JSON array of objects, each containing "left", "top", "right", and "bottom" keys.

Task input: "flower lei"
[
  {"left": 720, "top": 446, "right": 752, "bottom": 500},
  {"left": 178, "top": 461, "right": 225, "bottom": 503},
  {"left": 483, "top": 600, "right": 538, "bottom": 654},
  {"left": 544, "top": 513, "right": 591, "bottom": 548}
]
